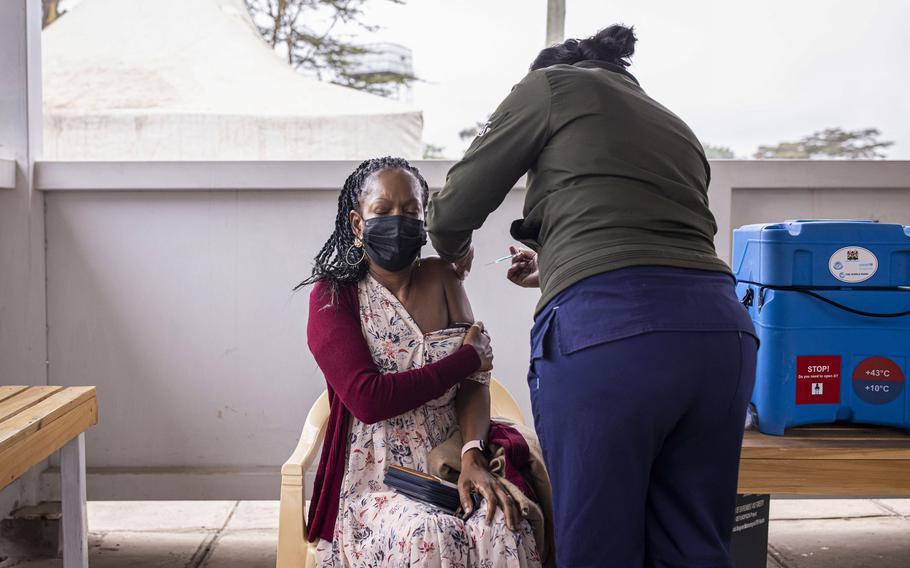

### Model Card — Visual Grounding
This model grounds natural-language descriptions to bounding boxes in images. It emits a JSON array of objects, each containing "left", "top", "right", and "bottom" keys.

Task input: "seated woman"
[{"left": 299, "top": 157, "right": 540, "bottom": 567}]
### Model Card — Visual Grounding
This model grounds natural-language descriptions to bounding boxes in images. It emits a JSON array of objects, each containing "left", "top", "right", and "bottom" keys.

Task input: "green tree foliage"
[
  {"left": 754, "top": 128, "right": 893, "bottom": 160},
  {"left": 703, "top": 144, "right": 735, "bottom": 159},
  {"left": 244, "top": 0, "right": 415, "bottom": 97},
  {"left": 422, "top": 143, "right": 447, "bottom": 160}
]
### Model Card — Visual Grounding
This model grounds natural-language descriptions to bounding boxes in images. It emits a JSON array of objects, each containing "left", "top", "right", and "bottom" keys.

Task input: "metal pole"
[
  {"left": 546, "top": 0, "right": 565, "bottom": 46},
  {"left": 0, "top": 0, "right": 47, "bottom": 522}
]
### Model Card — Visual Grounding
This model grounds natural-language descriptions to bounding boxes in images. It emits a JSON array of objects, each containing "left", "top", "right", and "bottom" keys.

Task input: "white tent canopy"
[{"left": 42, "top": 0, "right": 423, "bottom": 160}]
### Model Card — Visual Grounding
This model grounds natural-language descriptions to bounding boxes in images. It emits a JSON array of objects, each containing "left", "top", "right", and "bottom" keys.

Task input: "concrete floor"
[{"left": 2, "top": 499, "right": 910, "bottom": 567}]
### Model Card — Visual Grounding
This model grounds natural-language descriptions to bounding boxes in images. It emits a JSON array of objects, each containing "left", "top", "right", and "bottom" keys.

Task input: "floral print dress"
[{"left": 315, "top": 275, "right": 540, "bottom": 568}]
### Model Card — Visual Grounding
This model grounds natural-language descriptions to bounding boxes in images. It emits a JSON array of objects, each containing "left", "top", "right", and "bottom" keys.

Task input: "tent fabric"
[{"left": 42, "top": 0, "right": 423, "bottom": 160}]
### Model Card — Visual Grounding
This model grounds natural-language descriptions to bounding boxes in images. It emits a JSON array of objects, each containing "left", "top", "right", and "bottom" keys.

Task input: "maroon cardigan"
[{"left": 305, "top": 280, "right": 482, "bottom": 542}]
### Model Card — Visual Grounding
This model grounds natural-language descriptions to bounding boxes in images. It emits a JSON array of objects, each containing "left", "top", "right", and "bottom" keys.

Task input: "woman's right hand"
[
  {"left": 464, "top": 321, "right": 494, "bottom": 371},
  {"left": 506, "top": 246, "right": 540, "bottom": 288}
]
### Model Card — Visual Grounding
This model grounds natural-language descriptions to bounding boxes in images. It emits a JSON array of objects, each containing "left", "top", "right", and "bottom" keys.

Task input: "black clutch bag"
[{"left": 384, "top": 465, "right": 480, "bottom": 516}]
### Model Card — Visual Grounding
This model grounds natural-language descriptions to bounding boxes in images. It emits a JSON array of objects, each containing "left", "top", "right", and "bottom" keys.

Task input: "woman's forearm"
[
  {"left": 456, "top": 380, "right": 491, "bottom": 462},
  {"left": 307, "top": 281, "right": 482, "bottom": 424}
]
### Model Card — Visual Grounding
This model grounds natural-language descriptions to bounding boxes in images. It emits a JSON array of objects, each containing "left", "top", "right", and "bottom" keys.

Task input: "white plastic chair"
[{"left": 275, "top": 378, "right": 526, "bottom": 568}]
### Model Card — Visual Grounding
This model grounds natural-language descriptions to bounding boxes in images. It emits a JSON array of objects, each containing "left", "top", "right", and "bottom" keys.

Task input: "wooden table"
[
  {"left": 739, "top": 425, "right": 910, "bottom": 496},
  {"left": 0, "top": 386, "right": 98, "bottom": 568}
]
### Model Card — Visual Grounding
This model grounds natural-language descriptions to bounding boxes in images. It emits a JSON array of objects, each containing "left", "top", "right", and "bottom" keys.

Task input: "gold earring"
[{"left": 345, "top": 236, "right": 365, "bottom": 266}]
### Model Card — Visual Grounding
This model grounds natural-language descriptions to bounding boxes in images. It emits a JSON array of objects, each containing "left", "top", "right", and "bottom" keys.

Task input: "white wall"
[
  {"left": 36, "top": 162, "right": 540, "bottom": 499},
  {"left": 31, "top": 160, "right": 910, "bottom": 500}
]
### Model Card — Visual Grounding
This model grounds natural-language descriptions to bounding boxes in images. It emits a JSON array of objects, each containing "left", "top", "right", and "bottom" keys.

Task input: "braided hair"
[{"left": 294, "top": 156, "right": 430, "bottom": 293}]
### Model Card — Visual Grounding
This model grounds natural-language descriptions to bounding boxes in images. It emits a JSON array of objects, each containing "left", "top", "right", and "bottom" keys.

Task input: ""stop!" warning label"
[
  {"left": 796, "top": 356, "right": 841, "bottom": 405},
  {"left": 852, "top": 356, "right": 905, "bottom": 405}
]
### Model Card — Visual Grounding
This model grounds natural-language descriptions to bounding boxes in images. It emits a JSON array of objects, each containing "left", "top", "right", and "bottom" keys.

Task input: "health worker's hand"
[
  {"left": 506, "top": 246, "right": 540, "bottom": 288},
  {"left": 453, "top": 247, "right": 475, "bottom": 280}
]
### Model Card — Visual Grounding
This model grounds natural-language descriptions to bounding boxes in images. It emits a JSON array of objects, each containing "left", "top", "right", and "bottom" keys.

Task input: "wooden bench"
[
  {"left": 739, "top": 425, "right": 910, "bottom": 496},
  {"left": 0, "top": 385, "right": 98, "bottom": 568}
]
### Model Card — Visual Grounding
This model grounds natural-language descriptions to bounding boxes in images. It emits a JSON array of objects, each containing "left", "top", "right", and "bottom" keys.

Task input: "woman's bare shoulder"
[
  {"left": 418, "top": 256, "right": 459, "bottom": 282},
  {"left": 417, "top": 257, "right": 474, "bottom": 322}
]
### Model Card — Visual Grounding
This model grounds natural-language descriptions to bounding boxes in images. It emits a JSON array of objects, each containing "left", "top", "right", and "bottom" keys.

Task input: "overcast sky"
[{"left": 361, "top": 0, "right": 910, "bottom": 159}]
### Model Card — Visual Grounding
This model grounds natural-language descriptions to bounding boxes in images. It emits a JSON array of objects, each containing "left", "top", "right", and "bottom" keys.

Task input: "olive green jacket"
[{"left": 427, "top": 60, "right": 731, "bottom": 312}]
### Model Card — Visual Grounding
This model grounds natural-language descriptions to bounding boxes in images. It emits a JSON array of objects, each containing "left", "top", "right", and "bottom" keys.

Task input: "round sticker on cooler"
[
  {"left": 852, "top": 356, "right": 904, "bottom": 405},
  {"left": 828, "top": 246, "right": 878, "bottom": 283}
]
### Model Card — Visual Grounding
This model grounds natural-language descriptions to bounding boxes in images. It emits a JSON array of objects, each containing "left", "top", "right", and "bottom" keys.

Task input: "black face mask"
[{"left": 362, "top": 215, "right": 427, "bottom": 272}]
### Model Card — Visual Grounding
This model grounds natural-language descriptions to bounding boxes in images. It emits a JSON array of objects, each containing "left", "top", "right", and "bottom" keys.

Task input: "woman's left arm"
[
  {"left": 445, "top": 272, "right": 491, "bottom": 449},
  {"left": 443, "top": 268, "right": 521, "bottom": 529},
  {"left": 426, "top": 70, "right": 552, "bottom": 264}
]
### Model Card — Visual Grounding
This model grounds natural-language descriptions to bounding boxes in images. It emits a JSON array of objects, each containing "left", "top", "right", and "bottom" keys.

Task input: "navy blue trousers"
[{"left": 529, "top": 269, "right": 758, "bottom": 567}]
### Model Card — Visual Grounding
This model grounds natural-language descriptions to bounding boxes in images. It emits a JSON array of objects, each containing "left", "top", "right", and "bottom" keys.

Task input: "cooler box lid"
[{"left": 732, "top": 219, "right": 910, "bottom": 287}]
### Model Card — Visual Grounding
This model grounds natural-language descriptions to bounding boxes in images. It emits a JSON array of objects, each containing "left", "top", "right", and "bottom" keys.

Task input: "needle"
[{"left": 485, "top": 254, "right": 518, "bottom": 266}]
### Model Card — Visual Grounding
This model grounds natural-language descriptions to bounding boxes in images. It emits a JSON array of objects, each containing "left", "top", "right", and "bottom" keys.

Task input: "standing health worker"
[{"left": 427, "top": 25, "right": 759, "bottom": 568}]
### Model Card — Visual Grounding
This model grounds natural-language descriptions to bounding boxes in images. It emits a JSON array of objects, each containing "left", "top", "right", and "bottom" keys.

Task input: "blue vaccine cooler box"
[{"left": 733, "top": 220, "right": 910, "bottom": 435}]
